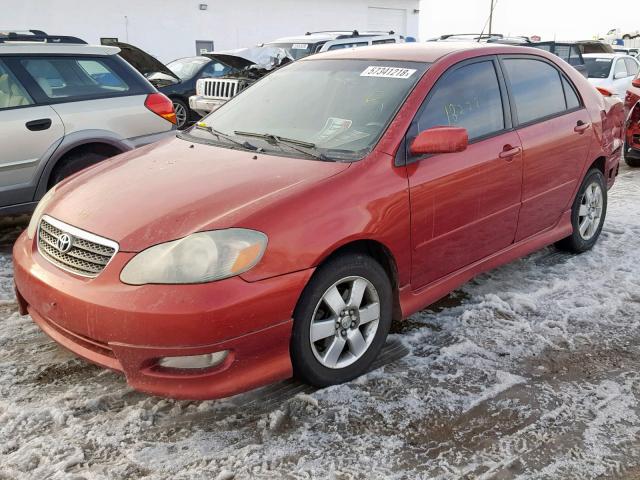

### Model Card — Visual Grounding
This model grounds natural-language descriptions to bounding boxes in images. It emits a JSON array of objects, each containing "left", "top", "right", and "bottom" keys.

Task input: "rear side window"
[
  {"left": 21, "top": 57, "right": 131, "bottom": 100},
  {"left": 416, "top": 61, "right": 504, "bottom": 140},
  {"left": 562, "top": 77, "right": 580, "bottom": 110},
  {"left": 503, "top": 58, "right": 566, "bottom": 124},
  {"left": 625, "top": 58, "right": 639, "bottom": 77},
  {"left": 0, "top": 61, "right": 33, "bottom": 109}
]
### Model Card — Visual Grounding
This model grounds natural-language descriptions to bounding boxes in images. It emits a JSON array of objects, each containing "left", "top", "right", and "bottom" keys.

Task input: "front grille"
[
  {"left": 201, "top": 78, "right": 243, "bottom": 99},
  {"left": 37, "top": 216, "right": 119, "bottom": 278}
]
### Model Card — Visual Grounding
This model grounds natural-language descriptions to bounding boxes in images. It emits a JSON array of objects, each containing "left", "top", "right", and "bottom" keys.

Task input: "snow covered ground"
[{"left": 1, "top": 164, "right": 639, "bottom": 479}]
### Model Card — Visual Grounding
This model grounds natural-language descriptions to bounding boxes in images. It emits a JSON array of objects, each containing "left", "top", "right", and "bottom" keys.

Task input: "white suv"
[{"left": 0, "top": 32, "right": 176, "bottom": 214}]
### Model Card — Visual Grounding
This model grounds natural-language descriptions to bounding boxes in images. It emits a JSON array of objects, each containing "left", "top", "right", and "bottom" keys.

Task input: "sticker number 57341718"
[{"left": 360, "top": 66, "right": 417, "bottom": 79}]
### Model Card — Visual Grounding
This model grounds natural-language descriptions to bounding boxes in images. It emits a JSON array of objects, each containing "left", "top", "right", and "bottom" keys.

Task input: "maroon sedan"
[{"left": 14, "top": 43, "right": 624, "bottom": 399}]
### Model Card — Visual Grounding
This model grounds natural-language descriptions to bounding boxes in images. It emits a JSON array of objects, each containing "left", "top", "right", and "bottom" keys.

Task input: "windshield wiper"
[
  {"left": 194, "top": 123, "right": 259, "bottom": 151},
  {"left": 234, "top": 130, "right": 332, "bottom": 162}
]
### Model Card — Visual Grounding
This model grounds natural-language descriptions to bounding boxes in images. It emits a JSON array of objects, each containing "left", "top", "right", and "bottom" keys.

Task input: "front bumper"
[
  {"left": 188, "top": 95, "right": 227, "bottom": 117},
  {"left": 13, "top": 231, "right": 313, "bottom": 399}
]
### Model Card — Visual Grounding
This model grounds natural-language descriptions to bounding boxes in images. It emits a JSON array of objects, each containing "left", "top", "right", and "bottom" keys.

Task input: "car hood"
[
  {"left": 46, "top": 137, "right": 350, "bottom": 252},
  {"left": 105, "top": 40, "right": 181, "bottom": 83},
  {"left": 204, "top": 46, "right": 293, "bottom": 71}
]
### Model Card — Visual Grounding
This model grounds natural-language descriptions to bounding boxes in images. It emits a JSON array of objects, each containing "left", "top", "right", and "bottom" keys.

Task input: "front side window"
[
  {"left": 192, "top": 59, "right": 429, "bottom": 161},
  {"left": 21, "top": 57, "right": 130, "bottom": 99},
  {"left": 0, "top": 61, "right": 33, "bottom": 109},
  {"left": 614, "top": 59, "right": 628, "bottom": 78},
  {"left": 503, "top": 58, "right": 566, "bottom": 124},
  {"left": 416, "top": 60, "right": 505, "bottom": 140}
]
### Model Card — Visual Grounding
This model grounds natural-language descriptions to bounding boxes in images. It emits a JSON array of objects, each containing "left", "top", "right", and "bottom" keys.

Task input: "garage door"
[{"left": 367, "top": 7, "right": 407, "bottom": 35}]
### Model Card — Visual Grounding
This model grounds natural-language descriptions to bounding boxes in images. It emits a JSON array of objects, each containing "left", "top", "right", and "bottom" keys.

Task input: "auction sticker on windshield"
[
  {"left": 361, "top": 66, "right": 417, "bottom": 79},
  {"left": 292, "top": 44, "right": 309, "bottom": 50}
]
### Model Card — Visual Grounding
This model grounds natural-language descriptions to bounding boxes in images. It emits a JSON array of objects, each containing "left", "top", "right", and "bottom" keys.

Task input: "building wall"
[{"left": 4, "top": 0, "right": 420, "bottom": 62}]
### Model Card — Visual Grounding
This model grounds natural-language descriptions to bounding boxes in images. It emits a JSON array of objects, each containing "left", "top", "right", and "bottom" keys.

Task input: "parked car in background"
[
  {"left": 601, "top": 28, "right": 640, "bottom": 41},
  {"left": 14, "top": 42, "right": 623, "bottom": 400},
  {"left": 584, "top": 53, "right": 640, "bottom": 97},
  {"left": 103, "top": 41, "right": 245, "bottom": 129},
  {"left": 189, "top": 46, "right": 292, "bottom": 116},
  {"left": 265, "top": 30, "right": 403, "bottom": 60},
  {"left": 0, "top": 31, "right": 175, "bottom": 215},
  {"left": 624, "top": 73, "right": 640, "bottom": 166},
  {"left": 190, "top": 32, "right": 403, "bottom": 117}
]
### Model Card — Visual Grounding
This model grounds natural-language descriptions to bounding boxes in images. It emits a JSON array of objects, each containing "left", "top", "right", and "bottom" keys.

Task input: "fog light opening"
[{"left": 158, "top": 351, "right": 229, "bottom": 370}]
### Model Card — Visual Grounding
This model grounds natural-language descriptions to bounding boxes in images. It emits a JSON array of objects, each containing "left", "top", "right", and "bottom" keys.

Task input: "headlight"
[
  {"left": 120, "top": 229, "right": 267, "bottom": 285},
  {"left": 27, "top": 188, "right": 57, "bottom": 239}
]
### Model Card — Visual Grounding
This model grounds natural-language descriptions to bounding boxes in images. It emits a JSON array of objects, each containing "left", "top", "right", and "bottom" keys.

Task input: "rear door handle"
[
  {"left": 499, "top": 146, "right": 522, "bottom": 160},
  {"left": 574, "top": 121, "right": 591, "bottom": 134},
  {"left": 26, "top": 118, "right": 52, "bottom": 131}
]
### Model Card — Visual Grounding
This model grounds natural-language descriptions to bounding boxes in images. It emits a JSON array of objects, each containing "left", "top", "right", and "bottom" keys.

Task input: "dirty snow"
[{"left": 1, "top": 165, "right": 640, "bottom": 479}]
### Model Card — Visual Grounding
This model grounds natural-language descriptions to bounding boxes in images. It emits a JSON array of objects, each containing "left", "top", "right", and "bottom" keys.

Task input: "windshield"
[
  {"left": 585, "top": 58, "right": 613, "bottom": 78},
  {"left": 266, "top": 42, "right": 319, "bottom": 60},
  {"left": 167, "top": 57, "right": 210, "bottom": 80},
  {"left": 186, "top": 59, "right": 429, "bottom": 161}
]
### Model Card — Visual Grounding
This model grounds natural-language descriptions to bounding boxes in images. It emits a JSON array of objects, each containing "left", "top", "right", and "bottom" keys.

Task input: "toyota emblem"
[{"left": 56, "top": 233, "right": 73, "bottom": 253}]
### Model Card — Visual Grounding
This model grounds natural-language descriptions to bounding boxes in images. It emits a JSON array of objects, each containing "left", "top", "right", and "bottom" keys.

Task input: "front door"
[
  {"left": 499, "top": 56, "right": 592, "bottom": 241},
  {"left": 407, "top": 57, "right": 523, "bottom": 289}
]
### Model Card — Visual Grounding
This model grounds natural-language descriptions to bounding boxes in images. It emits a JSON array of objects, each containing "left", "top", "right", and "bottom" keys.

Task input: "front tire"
[
  {"left": 556, "top": 168, "right": 607, "bottom": 253},
  {"left": 291, "top": 253, "right": 392, "bottom": 387}
]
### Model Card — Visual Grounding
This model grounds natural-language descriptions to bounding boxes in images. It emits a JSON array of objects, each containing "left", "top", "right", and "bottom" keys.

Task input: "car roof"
[
  {"left": 303, "top": 42, "right": 535, "bottom": 64},
  {"left": 268, "top": 31, "right": 391, "bottom": 44},
  {"left": 0, "top": 43, "right": 119, "bottom": 55}
]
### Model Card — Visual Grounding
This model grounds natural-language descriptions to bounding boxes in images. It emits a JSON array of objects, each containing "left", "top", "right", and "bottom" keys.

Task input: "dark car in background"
[{"left": 103, "top": 40, "right": 241, "bottom": 129}]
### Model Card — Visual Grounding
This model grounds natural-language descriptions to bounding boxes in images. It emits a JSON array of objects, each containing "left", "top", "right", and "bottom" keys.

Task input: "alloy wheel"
[
  {"left": 173, "top": 102, "right": 188, "bottom": 129},
  {"left": 309, "top": 276, "right": 380, "bottom": 369},
  {"left": 578, "top": 181, "right": 604, "bottom": 241}
]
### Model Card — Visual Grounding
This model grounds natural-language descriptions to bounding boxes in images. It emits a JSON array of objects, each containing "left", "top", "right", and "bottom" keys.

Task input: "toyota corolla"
[{"left": 13, "top": 43, "right": 624, "bottom": 399}]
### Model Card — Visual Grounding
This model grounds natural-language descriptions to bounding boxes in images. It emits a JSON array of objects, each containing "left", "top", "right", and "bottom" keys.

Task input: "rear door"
[
  {"left": 500, "top": 55, "right": 592, "bottom": 241},
  {"left": 406, "top": 57, "right": 523, "bottom": 288},
  {"left": 0, "top": 59, "right": 64, "bottom": 207}
]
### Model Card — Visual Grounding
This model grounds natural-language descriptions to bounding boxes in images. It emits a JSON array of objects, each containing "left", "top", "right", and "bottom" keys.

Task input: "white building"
[{"left": 3, "top": 0, "right": 420, "bottom": 62}]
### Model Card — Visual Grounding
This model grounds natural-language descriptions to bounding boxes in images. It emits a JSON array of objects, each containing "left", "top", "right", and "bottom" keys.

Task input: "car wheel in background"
[
  {"left": 49, "top": 151, "right": 112, "bottom": 188},
  {"left": 625, "top": 141, "right": 640, "bottom": 167},
  {"left": 291, "top": 253, "right": 392, "bottom": 387},
  {"left": 556, "top": 168, "right": 607, "bottom": 253},
  {"left": 172, "top": 99, "right": 189, "bottom": 130}
]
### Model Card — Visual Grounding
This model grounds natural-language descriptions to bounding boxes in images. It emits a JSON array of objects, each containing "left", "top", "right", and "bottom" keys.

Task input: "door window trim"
[
  {"left": 404, "top": 55, "right": 514, "bottom": 165},
  {"left": 497, "top": 54, "right": 586, "bottom": 129}
]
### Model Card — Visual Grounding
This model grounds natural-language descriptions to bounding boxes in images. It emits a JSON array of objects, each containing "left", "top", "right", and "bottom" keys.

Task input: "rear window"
[
  {"left": 584, "top": 58, "right": 613, "bottom": 78},
  {"left": 21, "top": 57, "right": 131, "bottom": 100}
]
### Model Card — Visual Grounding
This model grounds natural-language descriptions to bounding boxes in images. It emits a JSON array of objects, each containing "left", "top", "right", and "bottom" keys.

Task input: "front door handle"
[
  {"left": 26, "top": 118, "right": 52, "bottom": 131},
  {"left": 499, "top": 145, "right": 522, "bottom": 160},
  {"left": 574, "top": 121, "right": 591, "bottom": 134}
]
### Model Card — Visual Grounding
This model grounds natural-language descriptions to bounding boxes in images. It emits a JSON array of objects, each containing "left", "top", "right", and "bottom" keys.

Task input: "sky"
[{"left": 419, "top": 0, "right": 637, "bottom": 41}]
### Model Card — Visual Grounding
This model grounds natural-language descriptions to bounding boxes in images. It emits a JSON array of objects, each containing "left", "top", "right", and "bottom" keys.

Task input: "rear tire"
[
  {"left": 556, "top": 169, "right": 607, "bottom": 253},
  {"left": 291, "top": 253, "right": 392, "bottom": 387},
  {"left": 49, "top": 151, "right": 110, "bottom": 187},
  {"left": 172, "top": 99, "right": 190, "bottom": 130}
]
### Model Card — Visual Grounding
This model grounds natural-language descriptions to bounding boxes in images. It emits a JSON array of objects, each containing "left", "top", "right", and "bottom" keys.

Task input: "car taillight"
[
  {"left": 595, "top": 86, "right": 615, "bottom": 97},
  {"left": 145, "top": 93, "right": 177, "bottom": 125}
]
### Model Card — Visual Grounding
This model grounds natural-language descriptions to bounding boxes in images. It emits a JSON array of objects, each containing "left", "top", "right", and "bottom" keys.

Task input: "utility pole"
[{"left": 488, "top": 0, "right": 494, "bottom": 36}]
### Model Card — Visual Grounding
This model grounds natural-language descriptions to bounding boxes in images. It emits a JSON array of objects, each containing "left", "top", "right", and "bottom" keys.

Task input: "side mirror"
[
  {"left": 410, "top": 126, "right": 469, "bottom": 156},
  {"left": 614, "top": 71, "right": 628, "bottom": 80},
  {"left": 633, "top": 78, "right": 640, "bottom": 88}
]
